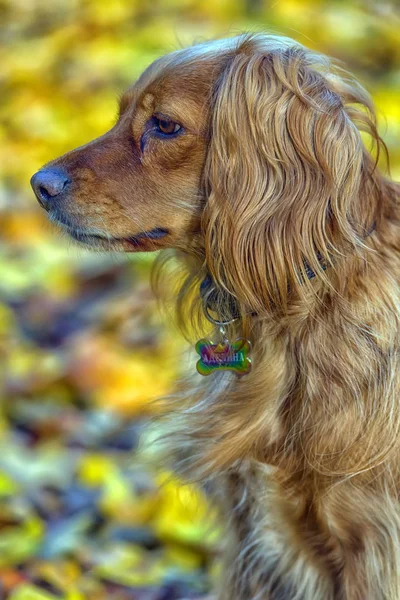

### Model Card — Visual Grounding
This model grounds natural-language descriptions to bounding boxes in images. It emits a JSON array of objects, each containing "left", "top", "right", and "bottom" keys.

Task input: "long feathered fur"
[
  {"left": 36, "top": 30, "right": 400, "bottom": 599},
  {"left": 152, "top": 34, "right": 400, "bottom": 599}
]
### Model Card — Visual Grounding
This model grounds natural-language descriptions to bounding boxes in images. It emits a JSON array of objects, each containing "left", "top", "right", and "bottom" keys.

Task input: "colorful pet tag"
[{"left": 195, "top": 337, "right": 252, "bottom": 376}]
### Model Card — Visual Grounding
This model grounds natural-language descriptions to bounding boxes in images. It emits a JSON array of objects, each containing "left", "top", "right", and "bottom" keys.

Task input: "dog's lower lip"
[
  {"left": 48, "top": 212, "right": 169, "bottom": 248},
  {"left": 62, "top": 224, "right": 169, "bottom": 248}
]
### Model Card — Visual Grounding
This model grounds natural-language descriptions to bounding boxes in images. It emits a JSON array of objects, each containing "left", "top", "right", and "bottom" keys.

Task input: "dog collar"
[{"left": 200, "top": 220, "right": 377, "bottom": 325}]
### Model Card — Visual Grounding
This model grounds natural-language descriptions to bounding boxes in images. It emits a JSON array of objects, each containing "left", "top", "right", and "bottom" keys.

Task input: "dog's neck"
[{"left": 200, "top": 220, "right": 377, "bottom": 323}]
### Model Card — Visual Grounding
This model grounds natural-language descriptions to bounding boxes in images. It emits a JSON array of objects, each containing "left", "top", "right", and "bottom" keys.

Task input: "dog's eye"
[
  {"left": 154, "top": 116, "right": 181, "bottom": 136},
  {"left": 140, "top": 116, "right": 183, "bottom": 151}
]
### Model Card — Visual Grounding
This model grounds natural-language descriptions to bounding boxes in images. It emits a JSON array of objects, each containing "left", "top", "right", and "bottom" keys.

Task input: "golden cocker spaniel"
[{"left": 31, "top": 33, "right": 400, "bottom": 600}]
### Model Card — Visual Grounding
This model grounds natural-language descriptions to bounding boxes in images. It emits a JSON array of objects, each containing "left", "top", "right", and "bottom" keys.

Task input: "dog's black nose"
[{"left": 30, "top": 169, "right": 70, "bottom": 211}]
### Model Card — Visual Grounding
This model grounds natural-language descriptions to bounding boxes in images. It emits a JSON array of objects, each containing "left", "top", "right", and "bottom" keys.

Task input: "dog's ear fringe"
[{"left": 201, "top": 35, "right": 392, "bottom": 318}]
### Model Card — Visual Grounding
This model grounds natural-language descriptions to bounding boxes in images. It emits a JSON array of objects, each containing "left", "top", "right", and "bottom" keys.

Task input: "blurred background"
[{"left": 0, "top": 0, "right": 399, "bottom": 598}]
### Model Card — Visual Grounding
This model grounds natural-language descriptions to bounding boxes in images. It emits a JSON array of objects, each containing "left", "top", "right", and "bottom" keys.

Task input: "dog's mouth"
[
  {"left": 69, "top": 227, "right": 170, "bottom": 251},
  {"left": 49, "top": 213, "right": 169, "bottom": 252}
]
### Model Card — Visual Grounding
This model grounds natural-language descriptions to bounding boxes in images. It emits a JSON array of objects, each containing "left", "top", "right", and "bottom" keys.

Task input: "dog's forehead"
[{"left": 120, "top": 49, "right": 228, "bottom": 120}]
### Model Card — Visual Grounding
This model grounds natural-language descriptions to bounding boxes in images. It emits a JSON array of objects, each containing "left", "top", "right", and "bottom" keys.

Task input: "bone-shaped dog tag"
[{"left": 195, "top": 338, "right": 252, "bottom": 376}]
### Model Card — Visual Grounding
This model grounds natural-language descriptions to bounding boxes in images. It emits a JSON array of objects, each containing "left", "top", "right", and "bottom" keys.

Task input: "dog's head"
[{"left": 31, "top": 34, "right": 386, "bottom": 313}]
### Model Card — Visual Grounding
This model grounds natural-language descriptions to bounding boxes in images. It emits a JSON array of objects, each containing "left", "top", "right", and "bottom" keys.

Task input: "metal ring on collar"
[{"left": 202, "top": 297, "right": 239, "bottom": 327}]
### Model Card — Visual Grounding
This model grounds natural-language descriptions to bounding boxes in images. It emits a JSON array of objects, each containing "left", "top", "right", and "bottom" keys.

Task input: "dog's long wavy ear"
[{"left": 203, "top": 41, "right": 389, "bottom": 316}]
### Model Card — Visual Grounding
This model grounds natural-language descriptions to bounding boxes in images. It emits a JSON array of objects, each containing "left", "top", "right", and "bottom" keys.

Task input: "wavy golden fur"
[{"left": 31, "top": 33, "right": 400, "bottom": 599}]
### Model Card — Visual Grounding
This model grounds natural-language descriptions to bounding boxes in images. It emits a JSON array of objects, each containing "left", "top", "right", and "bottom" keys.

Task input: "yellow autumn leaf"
[
  {"left": 152, "top": 472, "right": 220, "bottom": 549},
  {"left": 0, "top": 516, "right": 44, "bottom": 568},
  {"left": 0, "top": 471, "right": 19, "bottom": 497},
  {"left": 8, "top": 585, "right": 58, "bottom": 600}
]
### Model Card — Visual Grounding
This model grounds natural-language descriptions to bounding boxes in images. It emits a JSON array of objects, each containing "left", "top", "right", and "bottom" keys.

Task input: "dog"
[{"left": 31, "top": 33, "right": 400, "bottom": 599}]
